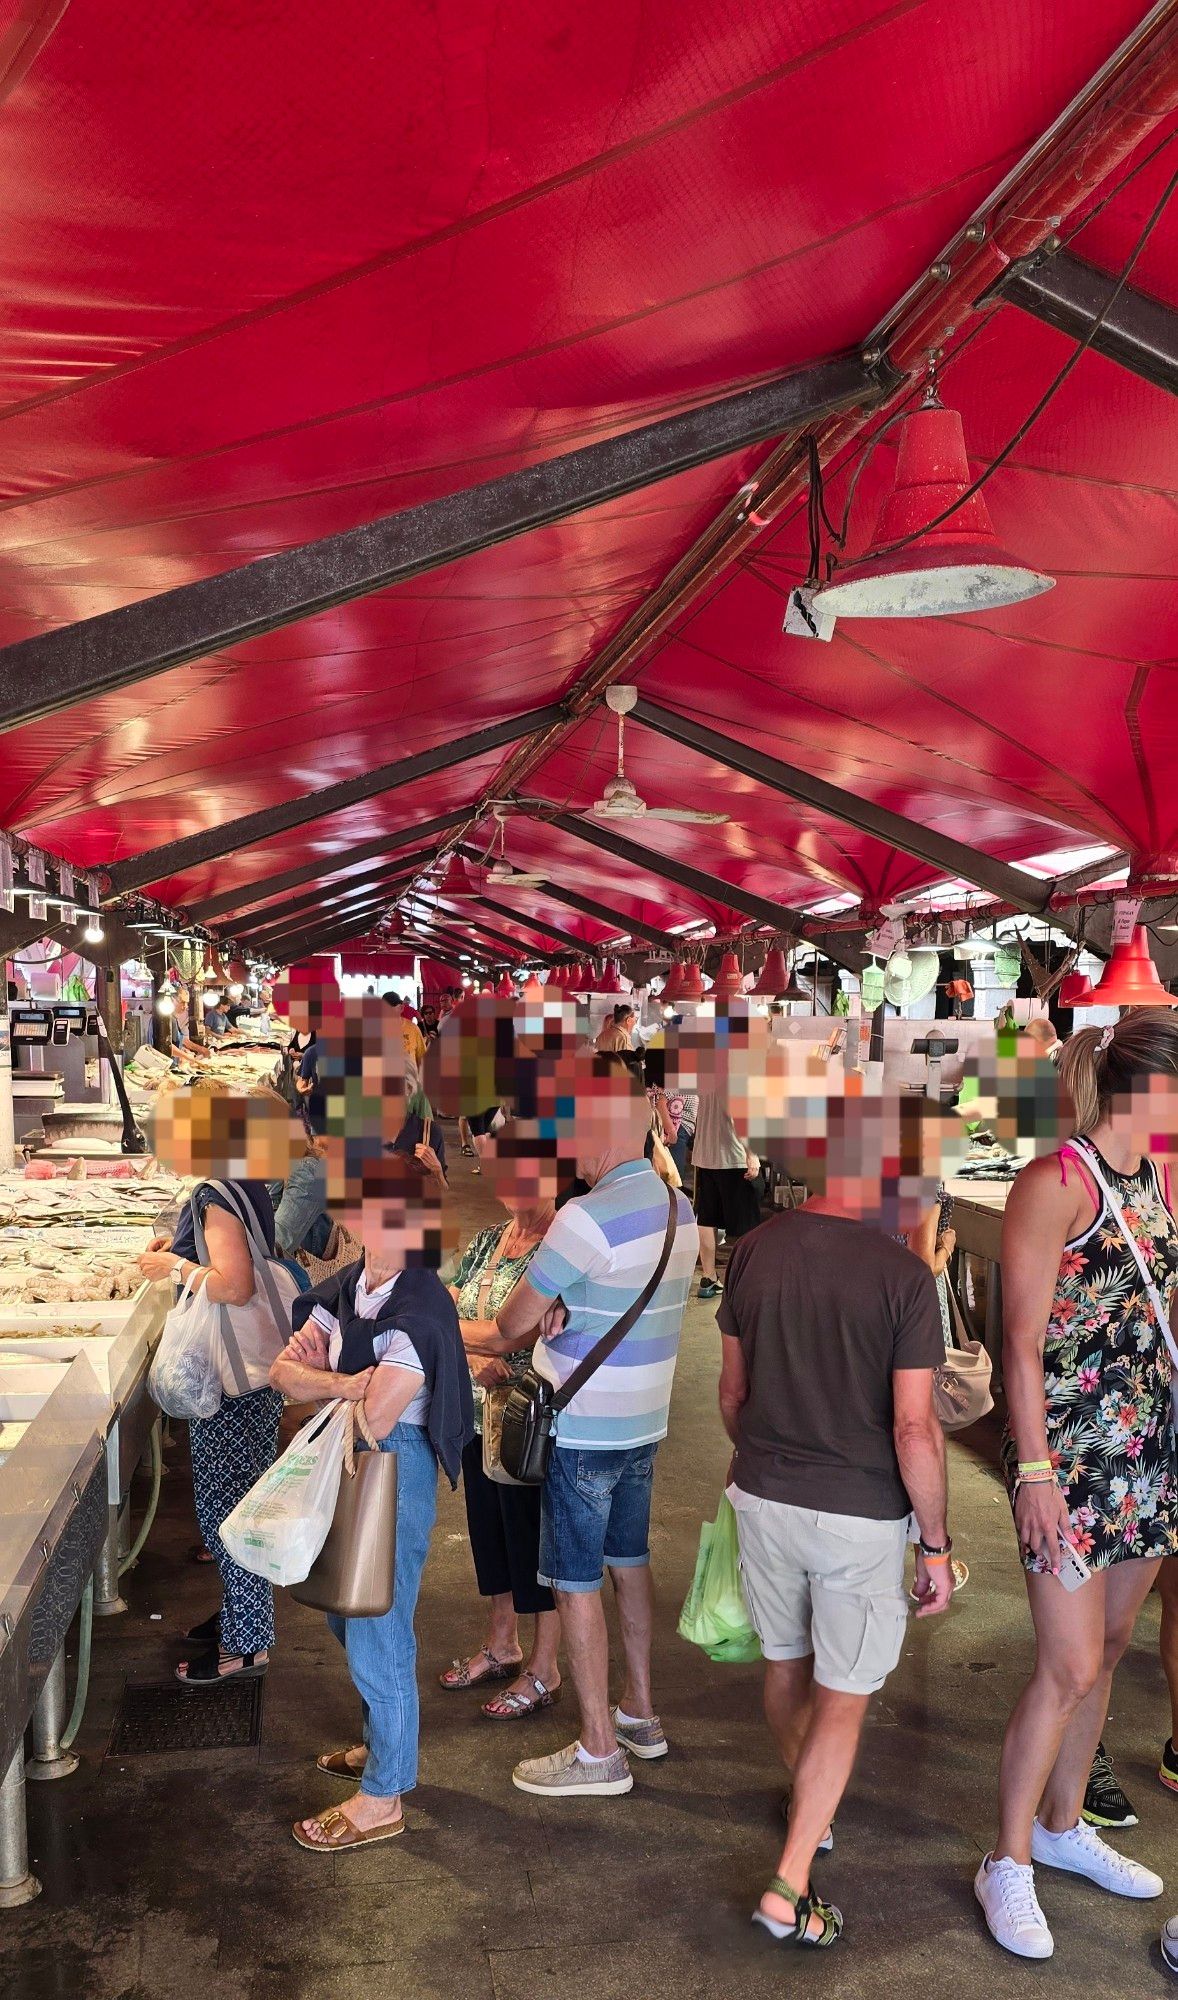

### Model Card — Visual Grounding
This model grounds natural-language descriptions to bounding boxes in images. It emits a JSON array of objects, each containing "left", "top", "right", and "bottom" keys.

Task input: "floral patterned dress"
[
  {"left": 1002, "top": 1145, "right": 1178, "bottom": 1571},
  {"left": 451, "top": 1223, "right": 539, "bottom": 1433}
]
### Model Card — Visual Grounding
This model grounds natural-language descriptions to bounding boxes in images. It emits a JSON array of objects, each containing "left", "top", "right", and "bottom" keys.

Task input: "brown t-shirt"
[{"left": 717, "top": 1211, "right": 944, "bottom": 1520}]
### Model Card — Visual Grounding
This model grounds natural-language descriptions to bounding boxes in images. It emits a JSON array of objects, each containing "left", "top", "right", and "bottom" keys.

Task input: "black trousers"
[{"left": 461, "top": 1435, "right": 555, "bottom": 1617}]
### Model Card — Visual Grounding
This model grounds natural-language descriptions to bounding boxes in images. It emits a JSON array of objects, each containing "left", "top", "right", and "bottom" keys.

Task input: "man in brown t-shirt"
[{"left": 718, "top": 1177, "right": 953, "bottom": 1948}]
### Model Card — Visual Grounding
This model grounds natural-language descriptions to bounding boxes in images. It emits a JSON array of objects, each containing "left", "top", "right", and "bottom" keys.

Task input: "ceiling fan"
[
  {"left": 476, "top": 806, "right": 549, "bottom": 888},
  {"left": 585, "top": 686, "right": 729, "bottom": 824}
]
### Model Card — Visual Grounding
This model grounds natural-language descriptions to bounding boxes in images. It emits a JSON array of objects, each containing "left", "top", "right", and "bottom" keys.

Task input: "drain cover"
[{"left": 109, "top": 1678, "right": 264, "bottom": 1755}]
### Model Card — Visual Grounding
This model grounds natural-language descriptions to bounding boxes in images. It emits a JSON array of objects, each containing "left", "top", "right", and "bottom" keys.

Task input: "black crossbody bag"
[{"left": 498, "top": 1184, "right": 679, "bottom": 1485}]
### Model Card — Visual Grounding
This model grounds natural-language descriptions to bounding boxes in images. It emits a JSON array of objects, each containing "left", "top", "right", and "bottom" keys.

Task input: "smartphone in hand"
[{"left": 1057, "top": 1541, "right": 1093, "bottom": 1592}]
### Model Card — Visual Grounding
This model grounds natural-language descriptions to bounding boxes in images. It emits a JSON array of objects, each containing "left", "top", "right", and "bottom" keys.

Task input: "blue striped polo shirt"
[{"left": 526, "top": 1160, "right": 700, "bottom": 1450}]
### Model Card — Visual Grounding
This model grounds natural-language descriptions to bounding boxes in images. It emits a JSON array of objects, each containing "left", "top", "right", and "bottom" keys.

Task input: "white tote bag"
[
  {"left": 220, "top": 1399, "right": 352, "bottom": 1586},
  {"left": 148, "top": 1274, "right": 226, "bottom": 1420},
  {"left": 190, "top": 1181, "right": 300, "bottom": 1397}
]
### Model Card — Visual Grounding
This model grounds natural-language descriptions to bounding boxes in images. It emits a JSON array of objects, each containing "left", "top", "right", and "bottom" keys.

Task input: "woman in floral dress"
[{"left": 976, "top": 1011, "right": 1178, "bottom": 1962}]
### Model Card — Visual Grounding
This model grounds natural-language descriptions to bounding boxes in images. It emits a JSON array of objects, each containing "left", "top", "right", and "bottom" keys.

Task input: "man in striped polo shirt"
[{"left": 491, "top": 1054, "right": 698, "bottom": 1798}]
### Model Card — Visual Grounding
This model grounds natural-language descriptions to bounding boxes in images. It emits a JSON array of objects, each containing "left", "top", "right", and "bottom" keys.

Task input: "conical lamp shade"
[
  {"left": 520, "top": 971, "right": 546, "bottom": 1000},
  {"left": 383, "top": 909, "right": 405, "bottom": 939},
  {"left": 1079, "top": 929, "right": 1176, "bottom": 1010},
  {"left": 679, "top": 962, "right": 706, "bottom": 1001},
  {"left": 752, "top": 947, "right": 789, "bottom": 997},
  {"left": 228, "top": 959, "right": 248, "bottom": 985},
  {"left": 594, "top": 958, "right": 627, "bottom": 996},
  {"left": 661, "top": 961, "right": 685, "bottom": 1003},
  {"left": 815, "top": 405, "right": 1054, "bottom": 619},
  {"left": 1059, "top": 971, "right": 1094, "bottom": 1008},
  {"left": 439, "top": 852, "right": 476, "bottom": 897},
  {"left": 495, "top": 970, "right": 515, "bottom": 998},
  {"left": 710, "top": 950, "right": 745, "bottom": 999},
  {"left": 565, "top": 961, "right": 586, "bottom": 993}
]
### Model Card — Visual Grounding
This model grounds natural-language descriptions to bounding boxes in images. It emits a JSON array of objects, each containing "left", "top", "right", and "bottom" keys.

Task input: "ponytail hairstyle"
[{"left": 1058, "top": 1008, "right": 1178, "bottom": 1136}]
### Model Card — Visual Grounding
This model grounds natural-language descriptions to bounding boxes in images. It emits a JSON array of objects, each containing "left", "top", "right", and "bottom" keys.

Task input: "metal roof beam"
[
  {"left": 521, "top": 880, "right": 683, "bottom": 953},
  {"left": 0, "top": 353, "right": 892, "bottom": 734},
  {"left": 544, "top": 811, "right": 863, "bottom": 972},
  {"left": 250, "top": 896, "right": 393, "bottom": 962},
  {"left": 404, "top": 900, "right": 556, "bottom": 964},
  {"left": 104, "top": 708, "right": 562, "bottom": 897},
  {"left": 632, "top": 698, "right": 1053, "bottom": 914},
  {"left": 186, "top": 813, "right": 469, "bottom": 922},
  {"left": 999, "top": 248, "right": 1178, "bottom": 397},
  {"left": 227, "top": 861, "right": 422, "bottom": 943}
]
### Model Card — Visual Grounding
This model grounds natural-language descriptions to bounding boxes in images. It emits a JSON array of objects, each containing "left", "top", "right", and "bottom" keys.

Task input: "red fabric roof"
[{"left": 0, "top": 1, "right": 1174, "bottom": 945}]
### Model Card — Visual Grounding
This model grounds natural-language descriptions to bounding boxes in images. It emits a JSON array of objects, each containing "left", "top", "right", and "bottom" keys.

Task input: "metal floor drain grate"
[{"left": 109, "top": 1678, "right": 264, "bottom": 1754}]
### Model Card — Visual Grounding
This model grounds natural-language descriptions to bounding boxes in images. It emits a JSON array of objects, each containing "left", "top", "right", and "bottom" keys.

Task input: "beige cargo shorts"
[{"left": 730, "top": 1488, "right": 909, "bottom": 1695}]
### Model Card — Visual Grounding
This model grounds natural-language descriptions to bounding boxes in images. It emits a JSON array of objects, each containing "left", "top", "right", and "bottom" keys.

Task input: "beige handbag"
[
  {"left": 649, "top": 1118, "right": 682, "bottom": 1190},
  {"left": 290, "top": 1403, "right": 398, "bottom": 1618},
  {"left": 933, "top": 1281, "right": 994, "bottom": 1432},
  {"left": 296, "top": 1218, "right": 364, "bottom": 1287}
]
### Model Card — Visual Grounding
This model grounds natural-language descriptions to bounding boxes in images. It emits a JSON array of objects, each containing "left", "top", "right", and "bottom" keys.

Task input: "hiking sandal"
[
  {"left": 752, "top": 1878, "right": 843, "bottom": 1948},
  {"left": 439, "top": 1646, "right": 522, "bottom": 1690},
  {"left": 482, "top": 1672, "right": 561, "bottom": 1720},
  {"left": 176, "top": 1646, "right": 268, "bottom": 1686}
]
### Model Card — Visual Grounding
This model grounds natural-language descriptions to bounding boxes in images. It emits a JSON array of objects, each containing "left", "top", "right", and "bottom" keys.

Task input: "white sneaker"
[
  {"left": 974, "top": 1854, "right": 1054, "bottom": 1959},
  {"left": 1031, "top": 1816, "right": 1163, "bottom": 1898},
  {"left": 1163, "top": 1916, "right": 1178, "bottom": 1975}
]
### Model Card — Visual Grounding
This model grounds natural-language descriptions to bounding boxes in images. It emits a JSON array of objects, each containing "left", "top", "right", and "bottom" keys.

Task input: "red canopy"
[{"left": 0, "top": 2, "right": 1174, "bottom": 949}]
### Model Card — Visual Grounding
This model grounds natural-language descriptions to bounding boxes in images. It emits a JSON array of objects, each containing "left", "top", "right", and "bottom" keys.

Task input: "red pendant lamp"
[
  {"left": 383, "top": 909, "right": 405, "bottom": 940},
  {"left": 594, "top": 958, "right": 626, "bottom": 996},
  {"left": 495, "top": 970, "right": 515, "bottom": 998},
  {"left": 661, "top": 961, "right": 684, "bottom": 1003},
  {"left": 752, "top": 946, "right": 790, "bottom": 997},
  {"left": 1075, "top": 929, "right": 1177, "bottom": 1010},
  {"left": 678, "top": 961, "right": 706, "bottom": 1002},
  {"left": 439, "top": 852, "right": 476, "bottom": 897},
  {"left": 815, "top": 401, "right": 1054, "bottom": 620},
  {"left": 1059, "top": 971, "right": 1095, "bottom": 1008},
  {"left": 709, "top": 951, "right": 745, "bottom": 999},
  {"left": 520, "top": 970, "right": 546, "bottom": 1000}
]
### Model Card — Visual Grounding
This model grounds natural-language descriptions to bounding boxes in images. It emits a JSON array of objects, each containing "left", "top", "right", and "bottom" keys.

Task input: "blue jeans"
[
  {"left": 327, "top": 1422, "right": 438, "bottom": 1798},
  {"left": 538, "top": 1443, "right": 658, "bottom": 1593}
]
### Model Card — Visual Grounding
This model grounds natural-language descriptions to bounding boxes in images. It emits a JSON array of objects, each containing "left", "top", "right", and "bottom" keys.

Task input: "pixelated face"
[
  {"left": 151, "top": 1090, "right": 303, "bottom": 1179},
  {"left": 961, "top": 1031, "right": 1069, "bottom": 1158},
  {"left": 336, "top": 1156, "right": 457, "bottom": 1271},
  {"left": 481, "top": 1124, "right": 561, "bottom": 1212},
  {"left": 1110, "top": 1070, "right": 1178, "bottom": 1158},
  {"left": 665, "top": 1004, "right": 765, "bottom": 1094}
]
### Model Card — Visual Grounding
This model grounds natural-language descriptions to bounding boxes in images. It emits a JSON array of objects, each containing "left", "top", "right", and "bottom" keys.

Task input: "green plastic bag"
[{"left": 677, "top": 1494, "right": 761, "bottom": 1663}]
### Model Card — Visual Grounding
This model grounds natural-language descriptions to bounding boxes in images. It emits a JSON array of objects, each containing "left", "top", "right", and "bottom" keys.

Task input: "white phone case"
[{"left": 1057, "top": 1542, "right": 1092, "bottom": 1592}]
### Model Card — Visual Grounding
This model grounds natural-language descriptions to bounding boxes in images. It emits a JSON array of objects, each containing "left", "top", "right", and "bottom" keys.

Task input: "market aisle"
[{"left": 3, "top": 1155, "right": 1176, "bottom": 2000}]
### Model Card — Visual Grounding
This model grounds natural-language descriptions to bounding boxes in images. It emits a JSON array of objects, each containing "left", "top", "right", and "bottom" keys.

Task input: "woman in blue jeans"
[{"left": 270, "top": 1159, "right": 473, "bottom": 1853}]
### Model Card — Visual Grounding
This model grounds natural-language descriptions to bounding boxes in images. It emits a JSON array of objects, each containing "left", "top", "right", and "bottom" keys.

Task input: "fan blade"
[{"left": 644, "top": 808, "right": 730, "bottom": 824}]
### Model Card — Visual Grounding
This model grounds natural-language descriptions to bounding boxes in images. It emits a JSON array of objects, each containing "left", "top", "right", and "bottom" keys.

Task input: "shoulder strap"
[
  {"left": 192, "top": 1180, "right": 293, "bottom": 1388},
  {"left": 1068, "top": 1140, "right": 1178, "bottom": 1375},
  {"left": 552, "top": 1185, "right": 678, "bottom": 1413}
]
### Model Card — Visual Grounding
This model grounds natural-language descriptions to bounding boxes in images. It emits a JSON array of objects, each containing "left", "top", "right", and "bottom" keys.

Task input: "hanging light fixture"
[
  {"left": 751, "top": 946, "right": 788, "bottom": 998},
  {"left": 384, "top": 909, "right": 406, "bottom": 940},
  {"left": 660, "top": 961, "right": 684, "bottom": 1003},
  {"left": 82, "top": 915, "right": 105, "bottom": 945},
  {"left": 678, "top": 961, "right": 706, "bottom": 1002},
  {"left": 568, "top": 961, "right": 589, "bottom": 994},
  {"left": 439, "top": 853, "right": 477, "bottom": 898},
  {"left": 495, "top": 970, "right": 515, "bottom": 998},
  {"left": 520, "top": 970, "right": 546, "bottom": 1000},
  {"left": 1074, "top": 929, "right": 1177, "bottom": 1010},
  {"left": 1059, "top": 971, "right": 1094, "bottom": 1007},
  {"left": 814, "top": 397, "right": 1054, "bottom": 620},
  {"left": 593, "top": 958, "right": 627, "bottom": 997},
  {"left": 708, "top": 951, "right": 746, "bottom": 999}
]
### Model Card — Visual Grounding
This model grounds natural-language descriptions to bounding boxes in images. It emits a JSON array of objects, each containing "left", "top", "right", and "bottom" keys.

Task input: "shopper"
[
  {"left": 976, "top": 1012, "right": 1178, "bottom": 1960},
  {"left": 692, "top": 1087, "right": 760, "bottom": 1298},
  {"left": 273, "top": 1157, "right": 473, "bottom": 1853},
  {"left": 470, "top": 1054, "right": 698, "bottom": 1798},
  {"left": 138, "top": 1100, "right": 287, "bottom": 1687},
  {"left": 439, "top": 1132, "right": 562, "bottom": 1718},
  {"left": 595, "top": 1004, "right": 637, "bottom": 1053},
  {"left": 718, "top": 1169, "right": 952, "bottom": 1948}
]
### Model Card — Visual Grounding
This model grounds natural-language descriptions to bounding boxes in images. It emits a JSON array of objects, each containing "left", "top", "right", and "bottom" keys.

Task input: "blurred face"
[
  {"left": 151, "top": 1090, "right": 303, "bottom": 1180},
  {"left": 481, "top": 1125, "right": 561, "bottom": 1214},
  {"left": 1107, "top": 1073, "right": 1178, "bottom": 1160},
  {"left": 338, "top": 1157, "right": 456, "bottom": 1274}
]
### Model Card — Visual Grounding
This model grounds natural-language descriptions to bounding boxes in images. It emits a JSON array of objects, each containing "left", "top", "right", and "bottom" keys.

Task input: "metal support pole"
[
  {"left": 93, "top": 1502, "right": 127, "bottom": 1616},
  {"left": 26, "top": 1645, "right": 79, "bottom": 1781},
  {"left": 0, "top": 1747, "right": 40, "bottom": 1906}
]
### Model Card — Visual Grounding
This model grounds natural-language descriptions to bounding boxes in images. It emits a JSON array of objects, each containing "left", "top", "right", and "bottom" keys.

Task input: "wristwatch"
[
  {"left": 919, "top": 1536, "right": 953, "bottom": 1558},
  {"left": 169, "top": 1260, "right": 186, "bottom": 1286}
]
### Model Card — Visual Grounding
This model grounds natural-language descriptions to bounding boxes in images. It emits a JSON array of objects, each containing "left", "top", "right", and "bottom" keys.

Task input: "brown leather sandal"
[
  {"left": 482, "top": 1672, "right": 561, "bottom": 1720},
  {"left": 292, "top": 1806, "right": 405, "bottom": 1853},
  {"left": 438, "top": 1646, "right": 522, "bottom": 1690},
  {"left": 315, "top": 1747, "right": 367, "bottom": 1781}
]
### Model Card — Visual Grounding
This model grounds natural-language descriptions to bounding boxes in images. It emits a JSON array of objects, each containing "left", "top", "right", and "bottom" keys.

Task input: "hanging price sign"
[{"left": 1112, "top": 897, "right": 1142, "bottom": 946}]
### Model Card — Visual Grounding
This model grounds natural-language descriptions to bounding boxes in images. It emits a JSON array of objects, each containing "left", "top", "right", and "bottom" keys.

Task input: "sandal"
[
  {"left": 316, "top": 1747, "right": 368, "bottom": 1782},
  {"left": 439, "top": 1646, "right": 522, "bottom": 1691},
  {"left": 187, "top": 1543, "right": 216, "bottom": 1566},
  {"left": 482, "top": 1672, "right": 561, "bottom": 1720},
  {"left": 752, "top": 1878, "right": 843, "bottom": 1948},
  {"left": 291, "top": 1807, "right": 405, "bottom": 1853},
  {"left": 179, "top": 1612, "right": 221, "bottom": 1645},
  {"left": 176, "top": 1646, "right": 268, "bottom": 1686}
]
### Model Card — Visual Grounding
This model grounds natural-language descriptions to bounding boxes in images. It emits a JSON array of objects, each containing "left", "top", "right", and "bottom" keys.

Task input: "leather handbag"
[
  {"left": 933, "top": 1279, "right": 994, "bottom": 1432},
  {"left": 290, "top": 1403, "right": 398, "bottom": 1617},
  {"left": 498, "top": 1184, "right": 679, "bottom": 1485}
]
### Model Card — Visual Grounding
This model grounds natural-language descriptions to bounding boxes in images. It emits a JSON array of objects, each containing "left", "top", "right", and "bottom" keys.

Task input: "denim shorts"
[{"left": 538, "top": 1443, "right": 658, "bottom": 1593}]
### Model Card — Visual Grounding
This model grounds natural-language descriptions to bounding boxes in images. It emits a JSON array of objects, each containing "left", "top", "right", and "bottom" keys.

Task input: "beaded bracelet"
[{"left": 1014, "top": 1471, "right": 1057, "bottom": 1492}]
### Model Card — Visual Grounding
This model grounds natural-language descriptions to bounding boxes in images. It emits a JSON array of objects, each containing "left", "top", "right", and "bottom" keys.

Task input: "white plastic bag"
[
  {"left": 220, "top": 1400, "right": 350, "bottom": 1586},
  {"left": 148, "top": 1276, "right": 225, "bottom": 1419}
]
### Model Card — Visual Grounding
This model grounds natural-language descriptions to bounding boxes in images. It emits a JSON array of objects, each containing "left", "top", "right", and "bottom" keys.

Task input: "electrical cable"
[
  {"left": 118, "top": 1419, "right": 163, "bottom": 1577},
  {"left": 58, "top": 1577, "right": 93, "bottom": 1754}
]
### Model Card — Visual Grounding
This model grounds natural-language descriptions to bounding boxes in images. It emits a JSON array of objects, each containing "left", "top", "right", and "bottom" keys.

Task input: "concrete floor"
[{"left": 3, "top": 1153, "right": 1178, "bottom": 1998}]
